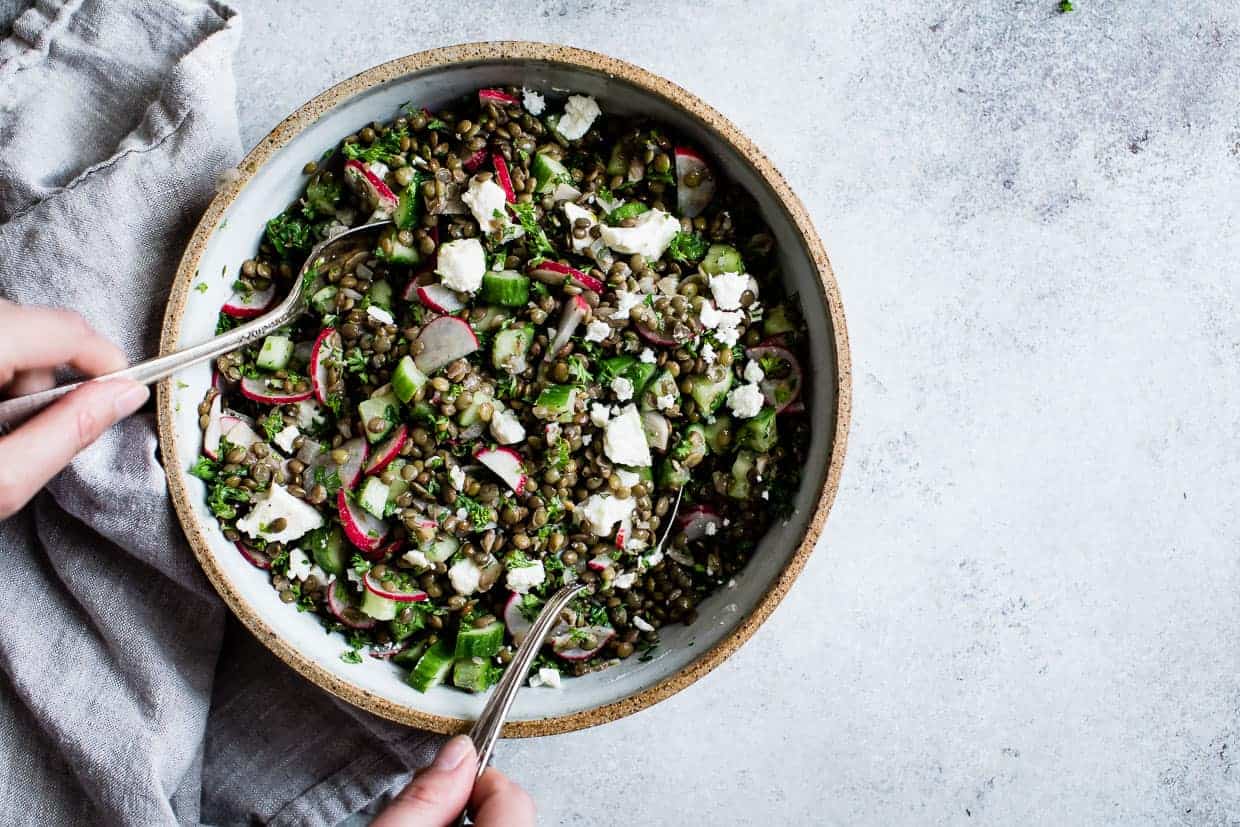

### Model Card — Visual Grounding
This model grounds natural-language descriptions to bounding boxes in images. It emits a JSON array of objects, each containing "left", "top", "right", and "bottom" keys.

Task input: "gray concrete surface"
[{"left": 227, "top": 1, "right": 1240, "bottom": 823}]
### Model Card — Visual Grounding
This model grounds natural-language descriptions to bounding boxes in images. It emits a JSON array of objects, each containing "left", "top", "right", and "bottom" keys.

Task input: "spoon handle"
[{"left": 0, "top": 305, "right": 296, "bottom": 435}]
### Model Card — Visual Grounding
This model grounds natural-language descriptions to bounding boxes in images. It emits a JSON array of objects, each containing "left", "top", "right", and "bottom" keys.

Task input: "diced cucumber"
[
  {"left": 702, "top": 415, "right": 735, "bottom": 454},
  {"left": 605, "top": 143, "right": 628, "bottom": 177},
  {"left": 453, "top": 657, "right": 500, "bottom": 693},
  {"left": 306, "top": 525, "right": 347, "bottom": 576},
  {"left": 367, "top": 279, "right": 393, "bottom": 310},
  {"left": 358, "top": 391, "right": 398, "bottom": 443},
  {"left": 700, "top": 243, "right": 745, "bottom": 276},
  {"left": 394, "top": 174, "right": 424, "bottom": 229},
  {"left": 305, "top": 177, "right": 341, "bottom": 216},
  {"left": 657, "top": 458, "right": 691, "bottom": 490},
  {"left": 763, "top": 303, "right": 798, "bottom": 336},
  {"left": 531, "top": 152, "right": 572, "bottom": 194},
  {"left": 385, "top": 462, "right": 409, "bottom": 505},
  {"left": 669, "top": 428, "right": 707, "bottom": 467},
  {"left": 424, "top": 534, "right": 459, "bottom": 563},
  {"left": 472, "top": 305, "right": 512, "bottom": 332},
  {"left": 606, "top": 201, "right": 649, "bottom": 225},
  {"left": 389, "top": 608, "right": 424, "bottom": 643},
  {"left": 361, "top": 588, "right": 398, "bottom": 621},
  {"left": 684, "top": 423, "right": 711, "bottom": 455},
  {"left": 727, "top": 450, "right": 755, "bottom": 499},
  {"left": 358, "top": 477, "right": 390, "bottom": 518},
  {"left": 601, "top": 356, "right": 656, "bottom": 397},
  {"left": 536, "top": 384, "right": 577, "bottom": 421},
  {"left": 392, "top": 355, "right": 428, "bottom": 404},
  {"left": 640, "top": 369, "right": 680, "bottom": 412},
  {"left": 737, "top": 407, "right": 777, "bottom": 452},
  {"left": 311, "top": 285, "right": 339, "bottom": 314},
  {"left": 688, "top": 364, "right": 733, "bottom": 414},
  {"left": 375, "top": 226, "right": 420, "bottom": 265},
  {"left": 256, "top": 335, "right": 293, "bottom": 371},
  {"left": 492, "top": 324, "right": 534, "bottom": 375},
  {"left": 479, "top": 270, "right": 530, "bottom": 306},
  {"left": 454, "top": 620, "right": 504, "bottom": 659},
  {"left": 457, "top": 388, "right": 494, "bottom": 427},
  {"left": 393, "top": 640, "right": 427, "bottom": 665},
  {"left": 408, "top": 640, "right": 455, "bottom": 692}
]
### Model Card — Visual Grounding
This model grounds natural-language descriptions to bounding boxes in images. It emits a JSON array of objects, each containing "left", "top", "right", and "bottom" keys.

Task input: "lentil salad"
[{"left": 191, "top": 86, "right": 810, "bottom": 694}]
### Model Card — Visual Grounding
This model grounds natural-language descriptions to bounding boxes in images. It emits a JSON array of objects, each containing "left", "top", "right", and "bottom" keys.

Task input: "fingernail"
[
  {"left": 432, "top": 735, "right": 474, "bottom": 771},
  {"left": 113, "top": 382, "right": 150, "bottom": 418}
]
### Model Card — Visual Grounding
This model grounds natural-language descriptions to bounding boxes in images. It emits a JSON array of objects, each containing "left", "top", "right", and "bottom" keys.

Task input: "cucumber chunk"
[
  {"left": 310, "top": 285, "right": 338, "bottom": 314},
  {"left": 408, "top": 640, "right": 455, "bottom": 692},
  {"left": 358, "top": 477, "right": 390, "bottom": 518},
  {"left": 601, "top": 355, "right": 656, "bottom": 397},
  {"left": 358, "top": 391, "right": 398, "bottom": 443},
  {"left": 536, "top": 384, "right": 577, "bottom": 421},
  {"left": 492, "top": 324, "right": 534, "bottom": 375},
  {"left": 531, "top": 152, "right": 572, "bottom": 194},
  {"left": 700, "top": 243, "right": 744, "bottom": 276},
  {"left": 361, "top": 588, "right": 398, "bottom": 621},
  {"left": 305, "top": 178, "right": 341, "bottom": 216},
  {"left": 454, "top": 620, "right": 505, "bottom": 659},
  {"left": 392, "top": 640, "right": 427, "bottom": 665},
  {"left": 424, "top": 534, "right": 459, "bottom": 563},
  {"left": 479, "top": 270, "right": 530, "bottom": 307},
  {"left": 453, "top": 657, "right": 500, "bottom": 693},
  {"left": 727, "top": 450, "right": 758, "bottom": 499},
  {"left": 640, "top": 369, "right": 680, "bottom": 412},
  {"left": 375, "top": 226, "right": 420, "bottom": 265},
  {"left": 394, "top": 174, "right": 423, "bottom": 230},
  {"left": 256, "top": 335, "right": 293, "bottom": 371},
  {"left": 367, "top": 279, "right": 393, "bottom": 310},
  {"left": 658, "top": 458, "right": 691, "bottom": 490},
  {"left": 763, "top": 303, "right": 799, "bottom": 336},
  {"left": 457, "top": 388, "right": 494, "bottom": 427},
  {"left": 737, "top": 407, "right": 778, "bottom": 452},
  {"left": 392, "top": 355, "right": 428, "bottom": 404},
  {"left": 702, "top": 415, "right": 735, "bottom": 454},
  {"left": 306, "top": 525, "right": 347, "bottom": 576},
  {"left": 688, "top": 364, "right": 733, "bottom": 414}
]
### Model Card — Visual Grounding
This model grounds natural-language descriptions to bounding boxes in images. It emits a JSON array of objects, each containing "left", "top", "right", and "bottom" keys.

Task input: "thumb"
[{"left": 371, "top": 735, "right": 478, "bottom": 827}]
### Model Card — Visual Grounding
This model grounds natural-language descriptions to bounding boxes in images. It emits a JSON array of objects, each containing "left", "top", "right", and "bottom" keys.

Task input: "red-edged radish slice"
[
  {"left": 309, "top": 328, "right": 340, "bottom": 405},
  {"left": 335, "top": 437, "right": 370, "bottom": 490},
  {"left": 416, "top": 283, "right": 465, "bottom": 314},
  {"left": 337, "top": 489, "right": 388, "bottom": 554},
  {"left": 551, "top": 625, "right": 616, "bottom": 661},
  {"left": 504, "top": 591, "right": 535, "bottom": 645},
  {"left": 363, "top": 571, "right": 429, "bottom": 603},
  {"left": 674, "top": 146, "right": 716, "bottom": 218},
  {"left": 222, "top": 284, "right": 276, "bottom": 318},
  {"left": 587, "top": 555, "right": 611, "bottom": 572},
  {"left": 239, "top": 376, "right": 313, "bottom": 405},
  {"left": 615, "top": 515, "right": 632, "bottom": 550},
  {"left": 474, "top": 446, "right": 528, "bottom": 494},
  {"left": 634, "top": 320, "right": 677, "bottom": 347},
  {"left": 327, "top": 579, "right": 376, "bottom": 630},
  {"left": 235, "top": 541, "right": 271, "bottom": 570},
  {"left": 677, "top": 504, "right": 724, "bottom": 541},
  {"left": 462, "top": 148, "right": 487, "bottom": 172},
  {"left": 343, "top": 159, "right": 398, "bottom": 215},
  {"left": 527, "top": 259, "right": 604, "bottom": 293},
  {"left": 478, "top": 88, "right": 520, "bottom": 106},
  {"left": 219, "top": 414, "right": 260, "bottom": 449},
  {"left": 745, "top": 345, "right": 803, "bottom": 413},
  {"left": 546, "top": 294, "right": 589, "bottom": 359},
  {"left": 413, "top": 316, "right": 479, "bottom": 374},
  {"left": 364, "top": 426, "right": 407, "bottom": 476},
  {"left": 202, "top": 393, "right": 224, "bottom": 459},
  {"left": 491, "top": 152, "right": 515, "bottom": 203}
]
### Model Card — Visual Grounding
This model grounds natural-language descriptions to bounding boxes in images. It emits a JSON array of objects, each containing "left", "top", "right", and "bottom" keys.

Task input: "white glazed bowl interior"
[{"left": 164, "top": 53, "right": 841, "bottom": 730}]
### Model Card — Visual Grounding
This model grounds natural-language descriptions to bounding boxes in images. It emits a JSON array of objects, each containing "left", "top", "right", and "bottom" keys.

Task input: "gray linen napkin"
[{"left": 0, "top": 1, "right": 439, "bottom": 823}]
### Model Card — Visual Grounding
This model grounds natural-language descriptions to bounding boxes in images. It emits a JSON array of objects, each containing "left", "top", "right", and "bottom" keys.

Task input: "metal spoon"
[{"left": 0, "top": 220, "right": 392, "bottom": 435}]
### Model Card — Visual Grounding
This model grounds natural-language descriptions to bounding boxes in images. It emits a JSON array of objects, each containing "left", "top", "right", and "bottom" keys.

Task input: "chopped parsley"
[
  {"left": 509, "top": 202, "right": 554, "bottom": 258},
  {"left": 506, "top": 550, "right": 536, "bottom": 569},
  {"left": 350, "top": 554, "right": 372, "bottom": 575},
  {"left": 453, "top": 494, "right": 493, "bottom": 528},
  {"left": 206, "top": 480, "right": 249, "bottom": 521},
  {"left": 265, "top": 211, "right": 314, "bottom": 258},
  {"left": 1057, "top": 0, "right": 1073, "bottom": 11},
  {"left": 668, "top": 231, "right": 708, "bottom": 263},
  {"left": 194, "top": 282, "right": 209, "bottom": 294},
  {"left": 189, "top": 455, "right": 219, "bottom": 481},
  {"left": 215, "top": 313, "right": 239, "bottom": 335},
  {"left": 340, "top": 649, "right": 363, "bottom": 664},
  {"left": 341, "top": 123, "right": 409, "bottom": 164},
  {"left": 260, "top": 409, "right": 284, "bottom": 442},
  {"left": 605, "top": 201, "right": 649, "bottom": 225}
]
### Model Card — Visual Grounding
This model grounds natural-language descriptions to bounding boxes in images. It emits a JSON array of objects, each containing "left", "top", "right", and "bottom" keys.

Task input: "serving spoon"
[{"left": 0, "top": 221, "right": 392, "bottom": 435}]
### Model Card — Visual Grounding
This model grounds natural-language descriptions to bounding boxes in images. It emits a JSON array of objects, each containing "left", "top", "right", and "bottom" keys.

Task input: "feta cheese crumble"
[
  {"left": 639, "top": 348, "right": 657, "bottom": 364},
  {"left": 699, "top": 302, "right": 745, "bottom": 347},
  {"left": 584, "top": 319, "right": 611, "bottom": 343},
  {"left": 402, "top": 548, "right": 430, "bottom": 569},
  {"left": 613, "top": 571, "right": 637, "bottom": 590},
  {"left": 708, "top": 272, "right": 750, "bottom": 311},
  {"left": 521, "top": 87, "right": 545, "bottom": 115},
  {"left": 273, "top": 424, "right": 299, "bottom": 454},
  {"left": 435, "top": 238, "right": 486, "bottom": 293},
  {"left": 610, "top": 375, "right": 634, "bottom": 401},
  {"left": 726, "top": 382, "right": 765, "bottom": 419},
  {"left": 632, "top": 615, "right": 655, "bottom": 633},
  {"left": 489, "top": 406, "right": 526, "bottom": 445},
  {"left": 599, "top": 209, "right": 681, "bottom": 259},
  {"left": 615, "top": 468, "right": 641, "bottom": 488},
  {"left": 529, "top": 666, "right": 562, "bottom": 688},
  {"left": 288, "top": 548, "right": 313, "bottom": 581},
  {"left": 448, "top": 463, "right": 467, "bottom": 491},
  {"left": 655, "top": 393, "right": 676, "bottom": 411},
  {"left": 236, "top": 483, "right": 324, "bottom": 544},
  {"left": 700, "top": 342, "right": 717, "bottom": 364},
  {"left": 555, "top": 94, "right": 601, "bottom": 140},
  {"left": 506, "top": 560, "right": 546, "bottom": 594},
  {"left": 578, "top": 493, "right": 636, "bottom": 536},
  {"left": 743, "top": 360, "right": 765, "bottom": 384},
  {"left": 562, "top": 202, "right": 597, "bottom": 253},
  {"left": 604, "top": 404, "right": 652, "bottom": 466},
  {"left": 462, "top": 176, "right": 513, "bottom": 236},
  {"left": 590, "top": 402, "right": 611, "bottom": 428},
  {"left": 366, "top": 305, "right": 395, "bottom": 326},
  {"left": 610, "top": 289, "right": 646, "bottom": 321},
  {"left": 448, "top": 557, "right": 482, "bottom": 595}
]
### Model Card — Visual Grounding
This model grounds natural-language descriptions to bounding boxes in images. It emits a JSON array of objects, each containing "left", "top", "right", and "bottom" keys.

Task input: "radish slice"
[
  {"left": 491, "top": 152, "right": 515, "bottom": 203},
  {"left": 337, "top": 489, "right": 388, "bottom": 554},
  {"left": 203, "top": 393, "right": 224, "bottom": 459},
  {"left": 363, "top": 571, "right": 429, "bottom": 603},
  {"left": 503, "top": 591, "right": 570, "bottom": 646},
  {"left": 417, "top": 283, "right": 465, "bottom": 314},
  {"left": 527, "top": 260, "right": 604, "bottom": 293},
  {"left": 546, "top": 294, "right": 589, "bottom": 359},
  {"left": 304, "top": 436, "right": 369, "bottom": 492},
  {"left": 677, "top": 504, "right": 724, "bottom": 541},
  {"left": 413, "top": 316, "right": 479, "bottom": 374},
  {"left": 634, "top": 320, "right": 677, "bottom": 347},
  {"left": 219, "top": 415, "right": 260, "bottom": 449},
  {"left": 462, "top": 148, "right": 487, "bottom": 172},
  {"left": 327, "top": 579, "right": 376, "bottom": 629},
  {"left": 474, "top": 446, "right": 528, "bottom": 494},
  {"left": 309, "top": 328, "right": 341, "bottom": 405},
  {"left": 745, "top": 345, "right": 803, "bottom": 413},
  {"left": 479, "top": 88, "right": 520, "bottom": 106},
  {"left": 551, "top": 625, "right": 616, "bottom": 661},
  {"left": 674, "top": 146, "right": 716, "bottom": 218},
  {"left": 343, "top": 159, "right": 398, "bottom": 216},
  {"left": 615, "top": 515, "right": 632, "bottom": 550},
  {"left": 239, "top": 376, "right": 313, "bottom": 405},
  {"left": 222, "top": 284, "right": 276, "bottom": 319},
  {"left": 335, "top": 437, "right": 369, "bottom": 490},
  {"left": 235, "top": 541, "right": 271, "bottom": 570},
  {"left": 639, "top": 410, "right": 670, "bottom": 453},
  {"left": 364, "top": 425, "right": 407, "bottom": 476},
  {"left": 587, "top": 555, "right": 611, "bottom": 572}
]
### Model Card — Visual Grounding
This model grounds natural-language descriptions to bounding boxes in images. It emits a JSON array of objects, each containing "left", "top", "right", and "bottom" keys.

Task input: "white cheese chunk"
[
  {"left": 700, "top": 342, "right": 717, "bottom": 364},
  {"left": 699, "top": 302, "right": 745, "bottom": 347},
  {"left": 538, "top": 667, "right": 561, "bottom": 688},
  {"left": 522, "top": 87, "right": 546, "bottom": 115},
  {"left": 448, "top": 464, "right": 467, "bottom": 491},
  {"left": 638, "top": 348, "right": 657, "bottom": 364},
  {"left": 489, "top": 407, "right": 526, "bottom": 445},
  {"left": 708, "top": 272, "right": 750, "bottom": 311},
  {"left": 610, "top": 375, "right": 634, "bottom": 402},
  {"left": 506, "top": 560, "right": 546, "bottom": 594},
  {"left": 726, "top": 382, "right": 765, "bottom": 419},
  {"left": 235, "top": 483, "right": 324, "bottom": 544},
  {"left": 599, "top": 209, "right": 681, "bottom": 259},
  {"left": 462, "top": 175, "right": 512, "bottom": 236},
  {"left": 590, "top": 402, "right": 612, "bottom": 428},
  {"left": 288, "top": 547, "right": 313, "bottom": 581},
  {"left": 743, "top": 360, "right": 765, "bottom": 384},
  {"left": 563, "top": 201, "right": 598, "bottom": 253},
  {"left": 632, "top": 615, "right": 655, "bottom": 633},
  {"left": 435, "top": 238, "right": 486, "bottom": 293},
  {"left": 402, "top": 548, "right": 430, "bottom": 569},
  {"left": 366, "top": 305, "right": 395, "bottom": 326},
  {"left": 615, "top": 468, "right": 640, "bottom": 488},
  {"left": 295, "top": 400, "right": 324, "bottom": 430},
  {"left": 610, "top": 289, "right": 646, "bottom": 321},
  {"left": 272, "top": 424, "right": 300, "bottom": 454},
  {"left": 448, "top": 557, "right": 482, "bottom": 595},
  {"left": 556, "top": 94, "right": 601, "bottom": 140},
  {"left": 578, "top": 493, "right": 636, "bottom": 536},
  {"left": 604, "top": 405, "right": 652, "bottom": 466},
  {"left": 613, "top": 571, "right": 637, "bottom": 590},
  {"left": 584, "top": 319, "right": 611, "bottom": 343}
]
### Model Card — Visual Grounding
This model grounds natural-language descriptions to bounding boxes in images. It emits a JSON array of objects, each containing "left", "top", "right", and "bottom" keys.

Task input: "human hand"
[
  {"left": 371, "top": 735, "right": 536, "bottom": 827},
  {"left": 0, "top": 301, "right": 148, "bottom": 519}
]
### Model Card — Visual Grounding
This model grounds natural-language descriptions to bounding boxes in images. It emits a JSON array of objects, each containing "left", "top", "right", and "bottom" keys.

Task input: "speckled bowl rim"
[{"left": 157, "top": 41, "right": 851, "bottom": 738}]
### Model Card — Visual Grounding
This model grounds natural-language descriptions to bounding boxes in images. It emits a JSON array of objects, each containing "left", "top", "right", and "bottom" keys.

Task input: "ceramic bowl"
[{"left": 157, "top": 42, "right": 850, "bottom": 736}]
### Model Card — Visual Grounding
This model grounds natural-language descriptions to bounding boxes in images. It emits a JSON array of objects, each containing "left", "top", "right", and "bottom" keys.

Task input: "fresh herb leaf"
[
  {"left": 425, "top": 118, "right": 448, "bottom": 131},
  {"left": 508, "top": 202, "right": 554, "bottom": 259},
  {"left": 605, "top": 201, "right": 649, "bottom": 225},
  {"left": 351, "top": 554, "right": 372, "bottom": 575},
  {"left": 260, "top": 409, "right": 284, "bottom": 442},
  {"left": 340, "top": 649, "right": 363, "bottom": 664},
  {"left": 668, "top": 231, "right": 708, "bottom": 263},
  {"left": 341, "top": 123, "right": 409, "bottom": 164},
  {"left": 1057, "top": 0, "right": 1073, "bottom": 11},
  {"left": 453, "top": 494, "right": 493, "bottom": 529},
  {"left": 215, "top": 313, "right": 239, "bottom": 335},
  {"left": 189, "top": 455, "right": 219, "bottom": 481},
  {"left": 194, "top": 282, "right": 209, "bottom": 294},
  {"left": 265, "top": 211, "right": 314, "bottom": 259}
]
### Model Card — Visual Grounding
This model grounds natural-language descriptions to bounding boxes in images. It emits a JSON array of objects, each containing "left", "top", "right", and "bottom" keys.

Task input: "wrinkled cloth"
[{"left": 0, "top": 1, "right": 438, "bottom": 823}]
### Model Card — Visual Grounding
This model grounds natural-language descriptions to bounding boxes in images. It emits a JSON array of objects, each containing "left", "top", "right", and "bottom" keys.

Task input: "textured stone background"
[{"left": 227, "top": 1, "right": 1240, "bottom": 823}]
